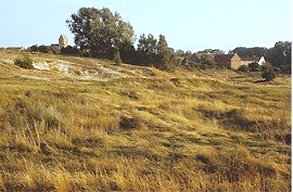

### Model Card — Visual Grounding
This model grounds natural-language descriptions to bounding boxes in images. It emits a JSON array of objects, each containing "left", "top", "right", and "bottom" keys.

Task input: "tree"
[
  {"left": 156, "top": 34, "right": 171, "bottom": 69},
  {"left": 66, "top": 7, "right": 135, "bottom": 59},
  {"left": 136, "top": 34, "right": 157, "bottom": 65},
  {"left": 119, "top": 41, "right": 137, "bottom": 64},
  {"left": 266, "top": 41, "right": 291, "bottom": 74},
  {"left": 198, "top": 49, "right": 225, "bottom": 54},
  {"left": 136, "top": 34, "right": 176, "bottom": 70}
]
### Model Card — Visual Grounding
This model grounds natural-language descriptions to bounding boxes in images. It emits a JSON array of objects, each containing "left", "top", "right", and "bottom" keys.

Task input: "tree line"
[
  {"left": 28, "top": 7, "right": 291, "bottom": 74},
  {"left": 65, "top": 7, "right": 180, "bottom": 70}
]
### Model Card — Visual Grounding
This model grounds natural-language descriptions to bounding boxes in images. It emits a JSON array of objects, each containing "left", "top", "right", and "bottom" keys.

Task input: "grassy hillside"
[{"left": 0, "top": 50, "right": 291, "bottom": 191}]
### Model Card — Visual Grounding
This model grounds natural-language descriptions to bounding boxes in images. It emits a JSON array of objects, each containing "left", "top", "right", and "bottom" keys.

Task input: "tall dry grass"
[{"left": 0, "top": 51, "right": 290, "bottom": 191}]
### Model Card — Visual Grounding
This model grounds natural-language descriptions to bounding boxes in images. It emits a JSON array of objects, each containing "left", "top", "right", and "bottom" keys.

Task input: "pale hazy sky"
[{"left": 0, "top": 0, "right": 291, "bottom": 52}]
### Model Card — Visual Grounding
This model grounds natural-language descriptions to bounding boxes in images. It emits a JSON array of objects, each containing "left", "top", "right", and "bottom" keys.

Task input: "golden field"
[{"left": 0, "top": 50, "right": 291, "bottom": 191}]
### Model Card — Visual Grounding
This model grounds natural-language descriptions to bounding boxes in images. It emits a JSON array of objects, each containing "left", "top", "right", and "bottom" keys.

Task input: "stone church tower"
[{"left": 58, "top": 34, "right": 68, "bottom": 48}]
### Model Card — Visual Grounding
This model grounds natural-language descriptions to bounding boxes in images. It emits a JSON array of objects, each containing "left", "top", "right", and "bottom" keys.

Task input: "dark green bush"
[
  {"left": 60, "top": 45, "right": 80, "bottom": 55},
  {"left": 262, "top": 69, "right": 276, "bottom": 81},
  {"left": 28, "top": 45, "right": 38, "bottom": 52},
  {"left": 237, "top": 65, "right": 250, "bottom": 72},
  {"left": 14, "top": 54, "right": 34, "bottom": 69},
  {"left": 261, "top": 65, "right": 281, "bottom": 73},
  {"left": 248, "top": 62, "right": 261, "bottom": 72},
  {"left": 38, "top": 45, "right": 50, "bottom": 53}
]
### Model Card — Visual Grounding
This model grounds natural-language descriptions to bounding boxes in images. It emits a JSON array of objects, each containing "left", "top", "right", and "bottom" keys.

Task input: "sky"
[{"left": 0, "top": 0, "right": 291, "bottom": 52}]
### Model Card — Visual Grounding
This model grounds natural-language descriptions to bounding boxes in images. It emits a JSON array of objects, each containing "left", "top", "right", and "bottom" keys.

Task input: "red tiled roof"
[{"left": 213, "top": 54, "right": 234, "bottom": 63}]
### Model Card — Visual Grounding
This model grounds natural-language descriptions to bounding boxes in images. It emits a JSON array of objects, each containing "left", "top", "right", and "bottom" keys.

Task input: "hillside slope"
[{"left": 0, "top": 50, "right": 291, "bottom": 191}]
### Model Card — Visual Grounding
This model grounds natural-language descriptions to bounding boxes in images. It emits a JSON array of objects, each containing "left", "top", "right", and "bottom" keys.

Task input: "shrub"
[
  {"left": 237, "top": 65, "right": 250, "bottom": 72},
  {"left": 119, "top": 115, "right": 142, "bottom": 130},
  {"left": 262, "top": 69, "right": 276, "bottom": 81},
  {"left": 28, "top": 44, "right": 39, "bottom": 52},
  {"left": 272, "top": 67, "right": 281, "bottom": 73},
  {"left": 248, "top": 62, "right": 261, "bottom": 72},
  {"left": 60, "top": 46, "right": 80, "bottom": 55},
  {"left": 49, "top": 46, "right": 60, "bottom": 54},
  {"left": 261, "top": 65, "right": 281, "bottom": 73},
  {"left": 14, "top": 54, "right": 34, "bottom": 69},
  {"left": 38, "top": 45, "right": 50, "bottom": 53}
]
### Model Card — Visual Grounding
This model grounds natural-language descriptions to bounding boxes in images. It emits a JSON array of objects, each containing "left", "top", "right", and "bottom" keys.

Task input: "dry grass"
[{"left": 0, "top": 50, "right": 291, "bottom": 191}]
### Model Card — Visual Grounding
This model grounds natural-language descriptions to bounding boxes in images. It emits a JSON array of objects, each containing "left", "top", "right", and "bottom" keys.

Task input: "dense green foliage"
[
  {"left": 66, "top": 7, "right": 179, "bottom": 70},
  {"left": 60, "top": 46, "right": 80, "bottom": 55},
  {"left": 266, "top": 41, "right": 291, "bottom": 74},
  {"left": 262, "top": 69, "right": 276, "bottom": 81},
  {"left": 135, "top": 34, "right": 178, "bottom": 69},
  {"left": 156, "top": 35, "right": 172, "bottom": 70},
  {"left": 248, "top": 62, "right": 261, "bottom": 72},
  {"left": 137, "top": 34, "right": 157, "bottom": 65},
  {"left": 28, "top": 45, "right": 60, "bottom": 54},
  {"left": 67, "top": 7, "right": 135, "bottom": 59},
  {"left": 119, "top": 41, "right": 137, "bottom": 64}
]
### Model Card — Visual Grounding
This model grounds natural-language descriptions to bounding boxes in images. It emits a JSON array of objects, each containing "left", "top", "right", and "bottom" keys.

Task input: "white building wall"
[{"left": 258, "top": 56, "right": 266, "bottom": 65}]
